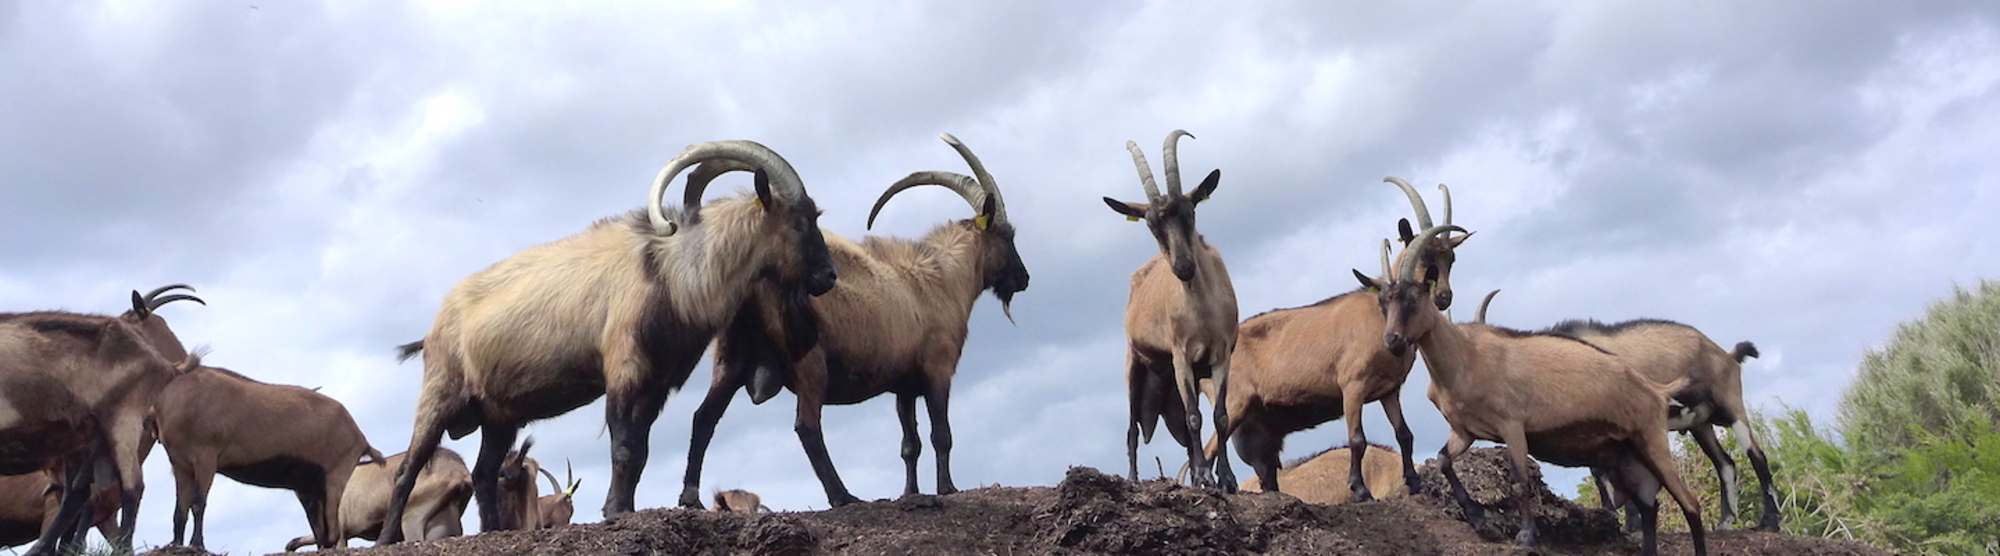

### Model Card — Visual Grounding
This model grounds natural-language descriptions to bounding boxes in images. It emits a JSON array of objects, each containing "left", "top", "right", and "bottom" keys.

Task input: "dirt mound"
[{"left": 157, "top": 448, "right": 1898, "bottom": 556}]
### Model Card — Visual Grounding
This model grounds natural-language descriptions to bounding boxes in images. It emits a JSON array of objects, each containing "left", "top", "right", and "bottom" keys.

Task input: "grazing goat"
[
  {"left": 1236, "top": 444, "right": 1405, "bottom": 505},
  {"left": 493, "top": 439, "right": 543, "bottom": 531},
  {"left": 536, "top": 461, "right": 581, "bottom": 528},
  {"left": 681, "top": 133, "right": 1029, "bottom": 508},
  {"left": 1199, "top": 178, "right": 1471, "bottom": 501},
  {"left": 1542, "top": 319, "right": 1776, "bottom": 531},
  {"left": 0, "top": 285, "right": 203, "bottom": 556},
  {"left": 284, "top": 448, "right": 473, "bottom": 551},
  {"left": 1356, "top": 226, "right": 1707, "bottom": 556},
  {"left": 712, "top": 489, "right": 769, "bottom": 513},
  {"left": 154, "top": 354, "right": 386, "bottom": 550},
  {"left": 379, "top": 140, "right": 838, "bottom": 543},
  {"left": 1107, "top": 130, "right": 1239, "bottom": 491}
]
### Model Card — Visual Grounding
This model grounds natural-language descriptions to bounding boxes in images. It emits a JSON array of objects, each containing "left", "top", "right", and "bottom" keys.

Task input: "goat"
[
  {"left": 492, "top": 439, "right": 543, "bottom": 532},
  {"left": 1197, "top": 177, "right": 1470, "bottom": 501},
  {"left": 1236, "top": 443, "right": 1405, "bottom": 505},
  {"left": 1106, "top": 130, "right": 1239, "bottom": 491},
  {"left": 680, "top": 133, "right": 1030, "bottom": 508},
  {"left": 154, "top": 354, "right": 386, "bottom": 550},
  {"left": 1543, "top": 320, "right": 1776, "bottom": 531},
  {"left": 283, "top": 448, "right": 473, "bottom": 551},
  {"left": 711, "top": 489, "right": 769, "bottom": 513},
  {"left": 1356, "top": 225, "right": 1708, "bottom": 556},
  {"left": 378, "top": 140, "right": 839, "bottom": 543},
  {"left": 535, "top": 460, "right": 580, "bottom": 528},
  {"left": 0, "top": 285, "right": 204, "bottom": 556},
  {"left": 0, "top": 456, "right": 128, "bottom": 550}
]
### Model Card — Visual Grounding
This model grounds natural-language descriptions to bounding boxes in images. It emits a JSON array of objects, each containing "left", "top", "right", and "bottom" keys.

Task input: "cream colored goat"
[
  {"left": 1236, "top": 444, "right": 1405, "bottom": 505},
  {"left": 284, "top": 448, "right": 472, "bottom": 551}
]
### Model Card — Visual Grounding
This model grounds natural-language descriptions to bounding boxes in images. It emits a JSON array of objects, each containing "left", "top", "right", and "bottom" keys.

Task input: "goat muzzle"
[
  {"left": 1434, "top": 289, "right": 1454, "bottom": 311},
  {"left": 1384, "top": 332, "right": 1409, "bottom": 357}
]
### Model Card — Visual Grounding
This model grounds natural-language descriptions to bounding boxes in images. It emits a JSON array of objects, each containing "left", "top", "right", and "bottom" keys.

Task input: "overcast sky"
[{"left": 5, "top": 1, "right": 1999, "bottom": 554}]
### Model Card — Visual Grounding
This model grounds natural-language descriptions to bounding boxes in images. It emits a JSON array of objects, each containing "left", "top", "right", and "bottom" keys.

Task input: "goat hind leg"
[
  {"left": 1734, "top": 422, "right": 1782, "bottom": 531},
  {"left": 472, "top": 425, "right": 522, "bottom": 531},
  {"left": 1638, "top": 432, "right": 1708, "bottom": 556},
  {"left": 1690, "top": 424, "right": 1740, "bottom": 530}
]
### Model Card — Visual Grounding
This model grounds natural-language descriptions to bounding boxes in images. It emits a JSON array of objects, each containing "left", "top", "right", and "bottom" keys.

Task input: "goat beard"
[{"left": 995, "top": 290, "right": 1017, "bottom": 325}]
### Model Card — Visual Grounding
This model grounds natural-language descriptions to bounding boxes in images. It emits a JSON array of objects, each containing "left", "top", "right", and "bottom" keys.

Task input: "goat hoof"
[
  {"left": 829, "top": 493, "right": 864, "bottom": 507},
  {"left": 1514, "top": 528, "right": 1539, "bottom": 547},
  {"left": 937, "top": 484, "right": 959, "bottom": 495},
  {"left": 1757, "top": 513, "right": 1781, "bottom": 532}
]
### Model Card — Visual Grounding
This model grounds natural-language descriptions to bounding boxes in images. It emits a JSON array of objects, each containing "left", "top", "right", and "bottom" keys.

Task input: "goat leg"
[
  {"left": 1437, "top": 431, "right": 1483, "bottom": 529},
  {"left": 1343, "top": 389, "right": 1374, "bottom": 502},
  {"left": 1206, "top": 359, "right": 1237, "bottom": 493},
  {"left": 924, "top": 385, "right": 957, "bottom": 495},
  {"left": 1735, "top": 423, "right": 1782, "bottom": 531},
  {"left": 680, "top": 370, "right": 748, "bottom": 509},
  {"left": 1497, "top": 433, "right": 1539, "bottom": 547},
  {"left": 604, "top": 382, "right": 668, "bottom": 517},
  {"left": 1637, "top": 431, "right": 1707, "bottom": 556},
  {"left": 791, "top": 363, "right": 861, "bottom": 507},
  {"left": 896, "top": 393, "right": 924, "bottom": 496},
  {"left": 1380, "top": 395, "right": 1420, "bottom": 495},
  {"left": 1171, "top": 355, "right": 1211, "bottom": 489},
  {"left": 1689, "top": 425, "right": 1739, "bottom": 530},
  {"left": 26, "top": 453, "right": 95, "bottom": 556},
  {"left": 472, "top": 426, "right": 522, "bottom": 530}
]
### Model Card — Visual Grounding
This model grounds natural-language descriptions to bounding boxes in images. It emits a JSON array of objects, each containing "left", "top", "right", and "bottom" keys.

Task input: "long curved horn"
[
  {"left": 1384, "top": 177, "right": 1435, "bottom": 231},
  {"left": 939, "top": 133, "right": 1008, "bottom": 230},
  {"left": 1436, "top": 183, "right": 1453, "bottom": 227},
  {"left": 146, "top": 294, "right": 205, "bottom": 312},
  {"left": 1474, "top": 289, "right": 1500, "bottom": 324},
  {"left": 1126, "top": 140, "right": 1162, "bottom": 201},
  {"left": 647, "top": 140, "right": 807, "bottom": 235},
  {"left": 565, "top": 459, "right": 579, "bottom": 495},
  {"left": 1161, "top": 129, "right": 1194, "bottom": 197},
  {"left": 682, "top": 159, "right": 760, "bottom": 214},
  {"left": 538, "top": 467, "right": 562, "bottom": 493},
  {"left": 1379, "top": 239, "right": 1392, "bottom": 279},
  {"left": 867, "top": 171, "right": 984, "bottom": 230},
  {"left": 1396, "top": 224, "right": 1467, "bottom": 281},
  {"left": 143, "top": 284, "right": 194, "bottom": 303}
]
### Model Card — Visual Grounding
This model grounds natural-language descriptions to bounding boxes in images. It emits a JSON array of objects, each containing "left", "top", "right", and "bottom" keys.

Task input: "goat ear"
[
  {"left": 1397, "top": 219, "right": 1415, "bottom": 245},
  {"left": 1103, "top": 197, "right": 1147, "bottom": 221},
  {"left": 752, "top": 170, "right": 774, "bottom": 212},
  {"left": 1352, "top": 269, "right": 1382, "bottom": 293},
  {"left": 129, "top": 291, "right": 149, "bottom": 317},
  {"left": 1190, "top": 169, "right": 1221, "bottom": 204},
  {"left": 1447, "top": 230, "right": 1476, "bottom": 247}
]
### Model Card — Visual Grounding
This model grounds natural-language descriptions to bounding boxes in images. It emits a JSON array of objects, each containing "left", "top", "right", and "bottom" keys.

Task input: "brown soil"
[{"left": 143, "top": 448, "right": 1900, "bottom": 556}]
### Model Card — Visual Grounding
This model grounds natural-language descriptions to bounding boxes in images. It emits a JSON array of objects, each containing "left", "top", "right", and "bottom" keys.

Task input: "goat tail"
[
  {"left": 1731, "top": 341, "right": 1760, "bottom": 363},
  {"left": 395, "top": 340, "right": 426, "bottom": 363},
  {"left": 360, "top": 446, "right": 388, "bottom": 466}
]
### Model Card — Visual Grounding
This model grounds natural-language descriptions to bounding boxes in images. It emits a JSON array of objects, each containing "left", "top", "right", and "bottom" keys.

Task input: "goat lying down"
[
  {"left": 379, "top": 141, "right": 839, "bottom": 543},
  {"left": 712, "top": 489, "right": 769, "bottom": 514},
  {"left": 285, "top": 448, "right": 473, "bottom": 551},
  {"left": 1361, "top": 226, "right": 1709, "bottom": 556},
  {"left": 1235, "top": 444, "right": 1406, "bottom": 505},
  {"left": 154, "top": 354, "right": 385, "bottom": 550},
  {"left": 682, "top": 133, "right": 1030, "bottom": 508}
]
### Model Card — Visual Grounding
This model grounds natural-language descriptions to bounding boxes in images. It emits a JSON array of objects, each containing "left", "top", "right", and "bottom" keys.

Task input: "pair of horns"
[
  {"left": 131, "top": 284, "right": 205, "bottom": 316},
  {"left": 647, "top": 141, "right": 811, "bottom": 235},
  {"left": 1385, "top": 177, "right": 1455, "bottom": 237},
  {"left": 538, "top": 459, "right": 581, "bottom": 497},
  {"left": 1395, "top": 224, "right": 1468, "bottom": 281},
  {"left": 867, "top": 133, "right": 1010, "bottom": 231},
  {"left": 1127, "top": 129, "right": 1196, "bottom": 201}
]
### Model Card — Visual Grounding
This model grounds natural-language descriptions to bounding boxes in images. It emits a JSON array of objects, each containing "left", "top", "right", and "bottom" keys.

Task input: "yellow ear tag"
[
  {"left": 1126, "top": 216, "right": 1140, "bottom": 222},
  {"left": 754, "top": 198, "right": 764, "bottom": 210},
  {"left": 1425, "top": 280, "right": 1438, "bottom": 291},
  {"left": 975, "top": 214, "right": 991, "bottom": 230},
  {"left": 1368, "top": 286, "right": 1380, "bottom": 294}
]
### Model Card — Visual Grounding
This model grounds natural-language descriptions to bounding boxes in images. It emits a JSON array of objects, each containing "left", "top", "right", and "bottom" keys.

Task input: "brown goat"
[
  {"left": 1236, "top": 444, "right": 1405, "bottom": 505},
  {"left": 154, "top": 355, "right": 386, "bottom": 550},
  {"left": 284, "top": 448, "right": 472, "bottom": 551},
  {"left": 380, "top": 141, "right": 839, "bottom": 542},
  {"left": 535, "top": 461, "right": 580, "bottom": 528},
  {"left": 711, "top": 489, "right": 769, "bottom": 513},
  {"left": 1107, "top": 130, "right": 1240, "bottom": 491},
  {"left": 1358, "top": 226, "right": 1707, "bottom": 556},
  {"left": 1544, "top": 319, "right": 1776, "bottom": 531},
  {"left": 0, "top": 456, "right": 131, "bottom": 550},
  {"left": 682, "top": 133, "right": 1030, "bottom": 508},
  {"left": 0, "top": 285, "right": 203, "bottom": 556}
]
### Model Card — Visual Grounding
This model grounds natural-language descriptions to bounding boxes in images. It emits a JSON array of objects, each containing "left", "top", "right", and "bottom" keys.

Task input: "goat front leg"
[
  {"left": 1343, "top": 388, "right": 1374, "bottom": 502},
  {"left": 896, "top": 393, "right": 924, "bottom": 496},
  {"left": 1171, "top": 352, "right": 1210, "bottom": 489},
  {"left": 1498, "top": 427, "right": 1541, "bottom": 547},
  {"left": 472, "top": 425, "right": 521, "bottom": 530},
  {"left": 1206, "top": 357, "right": 1237, "bottom": 493},
  {"left": 924, "top": 381, "right": 957, "bottom": 495},
  {"left": 604, "top": 372, "right": 670, "bottom": 517},
  {"left": 1436, "top": 429, "right": 1483, "bottom": 529},
  {"left": 791, "top": 354, "right": 861, "bottom": 507},
  {"left": 1379, "top": 393, "right": 1420, "bottom": 495},
  {"left": 680, "top": 368, "right": 748, "bottom": 509},
  {"left": 1124, "top": 352, "right": 1149, "bottom": 481}
]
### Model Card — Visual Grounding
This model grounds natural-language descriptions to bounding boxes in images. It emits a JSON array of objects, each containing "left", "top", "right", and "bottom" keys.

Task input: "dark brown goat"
[
  {"left": 682, "top": 133, "right": 1029, "bottom": 508},
  {"left": 154, "top": 355, "right": 385, "bottom": 550}
]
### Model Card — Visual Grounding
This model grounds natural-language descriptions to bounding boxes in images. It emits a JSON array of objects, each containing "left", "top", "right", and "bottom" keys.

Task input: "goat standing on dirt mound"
[
  {"left": 284, "top": 448, "right": 473, "bottom": 551},
  {"left": 682, "top": 133, "right": 1029, "bottom": 508},
  {"left": 1544, "top": 319, "right": 1777, "bottom": 531},
  {"left": 1236, "top": 444, "right": 1406, "bottom": 505},
  {"left": 1358, "top": 226, "right": 1708, "bottom": 556},
  {"left": 154, "top": 354, "right": 385, "bottom": 550},
  {"left": 379, "top": 140, "right": 838, "bottom": 544},
  {"left": 0, "top": 285, "right": 203, "bottom": 556},
  {"left": 1107, "top": 130, "right": 1239, "bottom": 491},
  {"left": 1203, "top": 178, "right": 1471, "bottom": 501}
]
